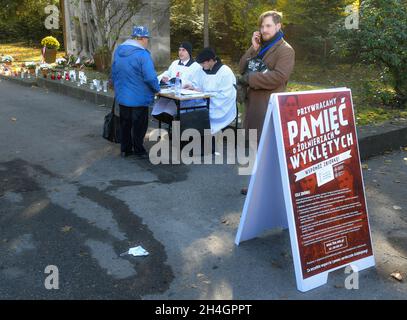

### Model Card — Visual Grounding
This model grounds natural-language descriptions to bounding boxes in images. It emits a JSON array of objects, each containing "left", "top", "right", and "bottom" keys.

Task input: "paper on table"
[
  {"left": 180, "top": 89, "right": 203, "bottom": 95},
  {"left": 160, "top": 88, "right": 173, "bottom": 94},
  {"left": 183, "top": 94, "right": 208, "bottom": 99},
  {"left": 159, "top": 88, "right": 209, "bottom": 98}
]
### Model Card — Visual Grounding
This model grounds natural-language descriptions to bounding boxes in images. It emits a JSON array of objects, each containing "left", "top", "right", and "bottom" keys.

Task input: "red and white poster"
[
  {"left": 276, "top": 88, "right": 374, "bottom": 282},
  {"left": 235, "top": 88, "right": 375, "bottom": 292}
]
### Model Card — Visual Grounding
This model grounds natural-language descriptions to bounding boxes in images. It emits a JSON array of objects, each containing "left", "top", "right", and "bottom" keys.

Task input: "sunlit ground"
[{"left": 0, "top": 42, "right": 65, "bottom": 63}]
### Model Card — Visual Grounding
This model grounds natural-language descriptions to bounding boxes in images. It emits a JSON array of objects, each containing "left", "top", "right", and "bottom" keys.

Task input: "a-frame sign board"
[{"left": 235, "top": 88, "right": 375, "bottom": 292}]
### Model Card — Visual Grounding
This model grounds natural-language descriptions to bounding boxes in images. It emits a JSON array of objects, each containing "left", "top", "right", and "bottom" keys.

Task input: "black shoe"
[{"left": 121, "top": 151, "right": 133, "bottom": 158}]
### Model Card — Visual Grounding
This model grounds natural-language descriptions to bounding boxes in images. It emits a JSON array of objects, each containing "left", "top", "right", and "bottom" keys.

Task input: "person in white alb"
[
  {"left": 185, "top": 47, "right": 237, "bottom": 135},
  {"left": 152, "top": 41, "right": 204, "bottom": 124}
]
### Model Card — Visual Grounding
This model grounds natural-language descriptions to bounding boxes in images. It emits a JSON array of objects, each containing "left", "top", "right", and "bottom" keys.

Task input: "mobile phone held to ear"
[{"left": 256, "top": 32, "right": 261, "bottom": 44}]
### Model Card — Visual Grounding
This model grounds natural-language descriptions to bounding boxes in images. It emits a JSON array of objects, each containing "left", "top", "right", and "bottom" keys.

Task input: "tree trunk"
[
  {"left": 77, "top": 0, "right": 90, "bottom": 57},
  {"left": 203, "top": 0, "right": 209, "bottom": 47},
  {"left": 60, "top": 0, "right": 68, "bottom": 56}
]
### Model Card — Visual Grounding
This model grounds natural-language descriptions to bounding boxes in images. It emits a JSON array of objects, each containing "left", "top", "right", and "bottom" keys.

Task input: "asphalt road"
[{"left": 0, "top": 78, "right": 406, "bottom": 299}]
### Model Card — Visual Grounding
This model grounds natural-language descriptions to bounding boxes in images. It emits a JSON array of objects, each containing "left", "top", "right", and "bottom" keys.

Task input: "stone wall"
[{"left": 62, "top": 0, "right": 170, "bottom": 68}]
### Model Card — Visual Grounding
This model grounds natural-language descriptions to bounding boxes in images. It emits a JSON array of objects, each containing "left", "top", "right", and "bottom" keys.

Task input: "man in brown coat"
[
  {"left": 239, "top": 11, "right": 295, "bottom": 138},
  {"left": 239, "top": 10, "right": 295, "bottom": 195}
]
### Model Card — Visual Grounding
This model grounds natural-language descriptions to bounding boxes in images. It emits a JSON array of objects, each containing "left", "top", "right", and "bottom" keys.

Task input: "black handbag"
[{"left": 103, "top": 98, "right": 121, "bottom": 143}]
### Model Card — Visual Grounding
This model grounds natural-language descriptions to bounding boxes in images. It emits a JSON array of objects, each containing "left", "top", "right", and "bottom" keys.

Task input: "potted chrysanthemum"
[{"left": 41, "top": 36, "right": 60, "bottom": 63}]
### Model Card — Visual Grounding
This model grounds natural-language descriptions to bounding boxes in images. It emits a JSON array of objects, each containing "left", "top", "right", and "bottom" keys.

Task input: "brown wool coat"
[{"left": 239, "top": 39, "right": 295, "bottom": 140}]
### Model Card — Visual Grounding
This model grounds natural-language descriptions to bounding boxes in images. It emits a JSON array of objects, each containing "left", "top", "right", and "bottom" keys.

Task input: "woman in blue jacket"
[{"left": 111, "top": 25, "right": 160, "bottom": 158}]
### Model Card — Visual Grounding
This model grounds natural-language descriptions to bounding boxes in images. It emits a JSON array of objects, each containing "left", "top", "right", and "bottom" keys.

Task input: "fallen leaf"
[
  {"left": 61, "top": 225, "right": 72, "bottom": 233},
  {"left": 394, "top": 180, "right": 401, "bottom": 184},
  {"left": 334, "top": 284, "right": 344, "bottom": 289},
  {"left": 221, "top": 219, "right": 229, "bottom": 225},
  {"left": 390, "top": 272, "right": 403, "bottom": 282},
  {"left": 384, "top": 160, "right": 392, "bottom": 164},
  {"left": 361, "top": 164, "right": 369, "bottom": 170},
  {"left": 393, "top": 205, "right": 402, "bottom": 211},
  {"left": 11, "top": 117, "right": 17, "bottom": 122},
  {"left": 271, "top": 261, "right": 282, "bottom": 269}
]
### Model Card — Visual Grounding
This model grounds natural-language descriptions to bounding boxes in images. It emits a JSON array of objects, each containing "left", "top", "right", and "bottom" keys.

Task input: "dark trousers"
[{"left": 119, "top": 105, "right": 149, "bottom": 154}]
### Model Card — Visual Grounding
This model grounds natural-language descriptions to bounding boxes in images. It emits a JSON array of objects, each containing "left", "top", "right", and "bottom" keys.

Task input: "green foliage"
[
  {"left": 171, "top": 0, "right": 278, "bottom": 59},
  {"left": 278, "top": 0, "right": 354, "bottom": 63},
  {"left": 330, "top": 0, "right": 407, "bottom": 107},
  {"left": 220, "top": 0, "right": 276, "bottom": 60},
  {"left": 170, "top": 0, "right": 206, "bottom": 51},
  {"left": 0, "top": 0, "right": 63, "bottom": 46},
  {"left": 171, "top": 0, "right": 353, "bottom": 62},
  {"left": 288, "top": 62, "right": 407, "bottom": 124}
]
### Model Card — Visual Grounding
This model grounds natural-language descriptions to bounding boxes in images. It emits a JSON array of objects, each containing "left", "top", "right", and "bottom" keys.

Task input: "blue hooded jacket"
[{"left": 111, "top": 39, "right": 160, "bottom": 107}]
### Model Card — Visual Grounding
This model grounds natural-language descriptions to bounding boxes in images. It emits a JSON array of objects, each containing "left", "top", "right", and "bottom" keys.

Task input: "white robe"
[
  {"left": 192, "top": 64, "right": 237, "bottom": 134},
  {"left": 152, "top": 60, "right": 205, "bottom": 116},
  {"left": 157, "top": 59, "right": 201, "bottom": 85}
]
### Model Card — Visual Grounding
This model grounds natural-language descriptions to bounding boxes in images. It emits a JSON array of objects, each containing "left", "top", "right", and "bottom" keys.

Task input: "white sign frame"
[{"left": 235, "top": 88, "right": 375, "bottom": 292}]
